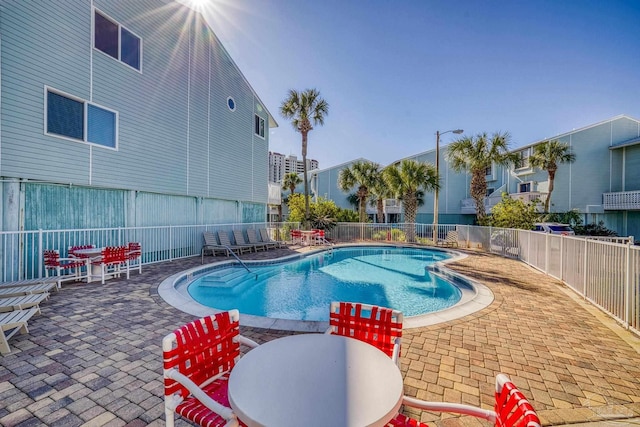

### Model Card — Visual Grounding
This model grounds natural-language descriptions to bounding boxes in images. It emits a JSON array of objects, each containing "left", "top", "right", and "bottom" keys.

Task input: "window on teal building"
[
  {"left": 94, "top": 10, "right": 142, "bottom": 71},
  {"left": 46, "top": 88, "right": 118, "bottom": 149},
  {"left": 255, "top": 115, "right": 265, "bottom": 138}
]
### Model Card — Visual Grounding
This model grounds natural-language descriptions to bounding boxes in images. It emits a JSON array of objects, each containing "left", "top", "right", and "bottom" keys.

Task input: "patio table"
[
  {"left": 299, "top": 230, "right": 318, "bottom": 245},
  {"left": 72, "top": 248, "right": 103, "bottom": 282},
  {"left": 228, "top": 333, "right": 403, "bottom": 427}
]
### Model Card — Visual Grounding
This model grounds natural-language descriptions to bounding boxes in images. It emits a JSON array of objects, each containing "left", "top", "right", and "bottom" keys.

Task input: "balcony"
[
  {"left": 365, "top": 199, "right": 402, "bottom": 215},
  {"left": 461, "top": 192, "right": 546, "bottom": 214},
  {"left": 603, "top": 190, "right": 640, "bottom": 210}
]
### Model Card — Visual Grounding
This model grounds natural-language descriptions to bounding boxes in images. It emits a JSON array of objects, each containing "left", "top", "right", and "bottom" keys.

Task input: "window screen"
[
  {"left": 47, "top": 91, "right": 84, "bottom": 140},
  {"left": 94, "top": 12, "right": 118, "bottom": 59},
  {"left": 88, "top": 104, "right": 116, "bottom": 148},
  {"left": 121, "top": 27, "right": 140, "bottom": 70}
]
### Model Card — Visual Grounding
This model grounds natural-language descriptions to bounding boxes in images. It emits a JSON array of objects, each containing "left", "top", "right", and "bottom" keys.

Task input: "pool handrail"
[{"left": 218, "top": 245, "right": 258, "bottom": 280}]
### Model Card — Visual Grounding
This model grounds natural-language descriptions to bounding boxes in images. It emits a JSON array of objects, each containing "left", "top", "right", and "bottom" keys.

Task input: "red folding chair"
[
  {"left": 163, "top": 310, "right": 259, "bottom": 427},
  {"left": 125, "top": 242, "right": 142, "bottom": 275},
  {"left": 44, "top": 249, "right": 87, "bottom": 288},
  {"left": 326, "top": 301, "right": 403, "bottom": 365},
  {"left": 388, "top": 373, "right": 541, "bottom": 427},
  {"left": 290, "top": 229, "right": 302, "bottom": 244},
  {"left": 90, "top": 246, "right": 127, "bottom": 284}
]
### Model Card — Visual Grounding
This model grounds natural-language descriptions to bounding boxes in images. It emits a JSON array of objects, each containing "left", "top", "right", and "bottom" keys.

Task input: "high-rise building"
[{"left": 269, "top": 152, "right": 319, "bottom": 183}]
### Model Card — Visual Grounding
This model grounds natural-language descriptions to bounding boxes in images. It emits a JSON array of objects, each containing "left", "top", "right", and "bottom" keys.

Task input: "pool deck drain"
[{"left": 0, "top": 243, "right": 639, "bottom": 426}]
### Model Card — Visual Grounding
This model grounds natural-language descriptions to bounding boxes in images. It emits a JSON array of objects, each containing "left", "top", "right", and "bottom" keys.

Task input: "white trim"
[
  {"left": 518, "top": 181, "right": 534, "bottom": 193},
  {"left": 90, "top": 1, "right": 94, "bottom": 101},
  {"left": 186, "top": 14, "right": 191, "bottom": 194},
  {"left": 44, "top": 86, "right": 119, "bottom": 151},
  {"left": 254, "top": 114, "right": 266, "bottom": 139},
  {"left": 227, "top": 97, "right": 236, "bottom": 112},
  {"left": 207, "top": 34, "right": 212, "bottom": 196},
  {"left": 93, "top": 7, "right": 143, "bottom": 74},
  {"left": 0, "top": 34, "right": 3, "bottom": 176}
]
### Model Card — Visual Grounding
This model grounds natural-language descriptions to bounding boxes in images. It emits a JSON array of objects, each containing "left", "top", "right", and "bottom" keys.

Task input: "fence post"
[
  {"left": 582, "top": 239, "right": 588, "bottom": 298},
  {"left": 487, "top": 226, "right": 493, "bottom": 254},
  {"left": 169, "top": 227, "right": 174, "bottom": 262},
  {"left": 544, "top": 233, "right": 549, "bottom": 274},
  {"left": 625, "top": 240, "right": 631, "bottom": 329},
  {"left": 560, "top": 234, "right": 564, "bottom": 281},
  {"left": 38, "top": 229, "right": 43, "bottom": 279}
]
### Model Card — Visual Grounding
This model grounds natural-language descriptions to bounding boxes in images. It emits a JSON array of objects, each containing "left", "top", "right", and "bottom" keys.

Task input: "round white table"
[
  {"left": 228, "top": 333, "right": 404, "bottom": 427},
  {"left": 72, "top": 248, "right": 103, "bottom": 281}
]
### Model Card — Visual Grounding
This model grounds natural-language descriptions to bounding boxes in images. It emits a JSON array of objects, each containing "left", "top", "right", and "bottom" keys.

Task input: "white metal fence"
[
  {"left": 0, "top": 222, "right": 299, "bottom": 282},
  {"left": 2, "top": 221, "right": 637, "bottom": 336}
]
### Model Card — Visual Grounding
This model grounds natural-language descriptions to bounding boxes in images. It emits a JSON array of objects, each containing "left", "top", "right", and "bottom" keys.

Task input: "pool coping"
[{"left": 157, "top": 244, "right": 494, "bottom": 332}]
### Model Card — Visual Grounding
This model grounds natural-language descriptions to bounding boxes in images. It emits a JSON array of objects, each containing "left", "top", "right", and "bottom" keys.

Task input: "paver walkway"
[{"left": 0, "top": 246, "right": 639, "bottom": 426}]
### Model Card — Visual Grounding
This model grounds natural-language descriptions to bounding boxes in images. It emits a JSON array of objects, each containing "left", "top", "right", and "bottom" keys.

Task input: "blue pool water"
[{"left": 188, "top": 247, "right": 461, "bottom": 321}]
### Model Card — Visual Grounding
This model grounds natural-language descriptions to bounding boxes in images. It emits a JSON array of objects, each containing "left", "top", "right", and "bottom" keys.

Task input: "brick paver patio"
[{"left": 1, "top": 246, "right": 639, "bottom": 426}]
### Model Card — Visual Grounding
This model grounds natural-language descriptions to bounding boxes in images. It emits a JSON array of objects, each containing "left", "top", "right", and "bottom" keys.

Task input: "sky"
[{"left": 191, "top": 0, "right": 640, "bottom": 170}]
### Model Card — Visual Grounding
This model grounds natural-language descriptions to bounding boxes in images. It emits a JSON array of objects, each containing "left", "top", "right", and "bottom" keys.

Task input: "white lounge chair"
[
  {"left": 0, "top": 293, "right": 49, "bottom": 313},
  {"left": 0, "top": 278, "right": 57, "bottom": 288},
  {"left": 0, "top": 283, "right": 57, "bottom": 298},
  {"left": 1, "top": 307, "right": 39, "bottom": 354}
]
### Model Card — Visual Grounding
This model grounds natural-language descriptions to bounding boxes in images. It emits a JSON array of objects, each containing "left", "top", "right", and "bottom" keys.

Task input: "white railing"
[
  {"left": 461, "top": 192, "right": 547, "bottom": 214},
  {"left": 453, "top": 225, "right": 639, "bottom": 336},
  {"left": 2, "top": 221, "right": 637, "bottom": 337},
  {"left": 603, "top": 190, "right": 640, "bottom": 210},
  {"left": 0, "top": 222, "right": 299, "bottom": 282},
  {"left": 584, "top": 235, "right": 635, "bottom": 245}
]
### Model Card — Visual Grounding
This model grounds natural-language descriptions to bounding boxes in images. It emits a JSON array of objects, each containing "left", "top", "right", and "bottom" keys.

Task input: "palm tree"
[
  {"left": 383, "top": 159, "right": 438, "bottom": 241},
  {"left": 368, "top": 169, "right": 392, "bottom": 223},
  {"left": 280, "top": 89, "right": 329, "bottom": 225},
  {"left": 282, "top": 172, "right": 302, "bottom": 195},
  {"left": 447, "top": 132, "right": 518, "bottom": 224},
  {"left": 338, "top": 161, "right": 380, "bottom": 222},
  {"left": 528, "top": 139, "right": 576, "bottom": 212},
  {"left": 346, "top": 193, "right": 359, "bottom": 211}
]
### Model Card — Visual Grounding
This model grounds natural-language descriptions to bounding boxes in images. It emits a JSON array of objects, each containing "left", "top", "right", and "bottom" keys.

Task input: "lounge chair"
[
  {"left": 0, "top": 282, "right": 57, "bottom": 298},
  {"left": 1, "top": 307, "right": 39, "bottom": 354},
  {"left": 0, "top": 278, "right": 57, "bottom": 288},
  {"left": 201, "top": 231, "right": 229, "bottom": 262},
  {"left": 232, "top": 229, "right": 261, "bottom": 252},
  {"left": 259, "top": 228, "right": 285, "bottom": 248},
  {"left": 246, "top": 228, "right": 272, "bottom": 251},
  {"left": 437, "top": 230, "right": 459, "bottom": 248},
  {"left": 217, "top": 231, "right": 252, "bottom": 255},
  {"left": 0, "top": 293, "right": 49, "bottom": 313}
]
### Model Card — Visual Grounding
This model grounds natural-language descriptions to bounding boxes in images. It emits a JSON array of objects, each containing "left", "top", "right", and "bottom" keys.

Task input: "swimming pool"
[
  {"left": 188, "top": 247, "right": 459, "bottom": 321},
  {"left": 158, "top": 244, "right": 494, "bottom": 331}
]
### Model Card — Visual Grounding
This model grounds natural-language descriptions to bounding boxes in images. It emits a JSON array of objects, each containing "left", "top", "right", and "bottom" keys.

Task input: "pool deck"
[{"left": 1, "top": 244, "right": 639, "bottom": 426}]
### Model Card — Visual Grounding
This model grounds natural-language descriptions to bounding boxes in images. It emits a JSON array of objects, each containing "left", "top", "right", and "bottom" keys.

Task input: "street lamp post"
[{"left": 433, "top": 129, "right": 463, "bottom": 243}]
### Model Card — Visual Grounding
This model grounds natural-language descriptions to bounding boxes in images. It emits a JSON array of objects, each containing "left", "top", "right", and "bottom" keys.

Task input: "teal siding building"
[
  {"left": 0, "top": 0, "right": 276, "bottom": 231},
  {"left": 312, "top": 116, "right": 640, "bottom": 237}
]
